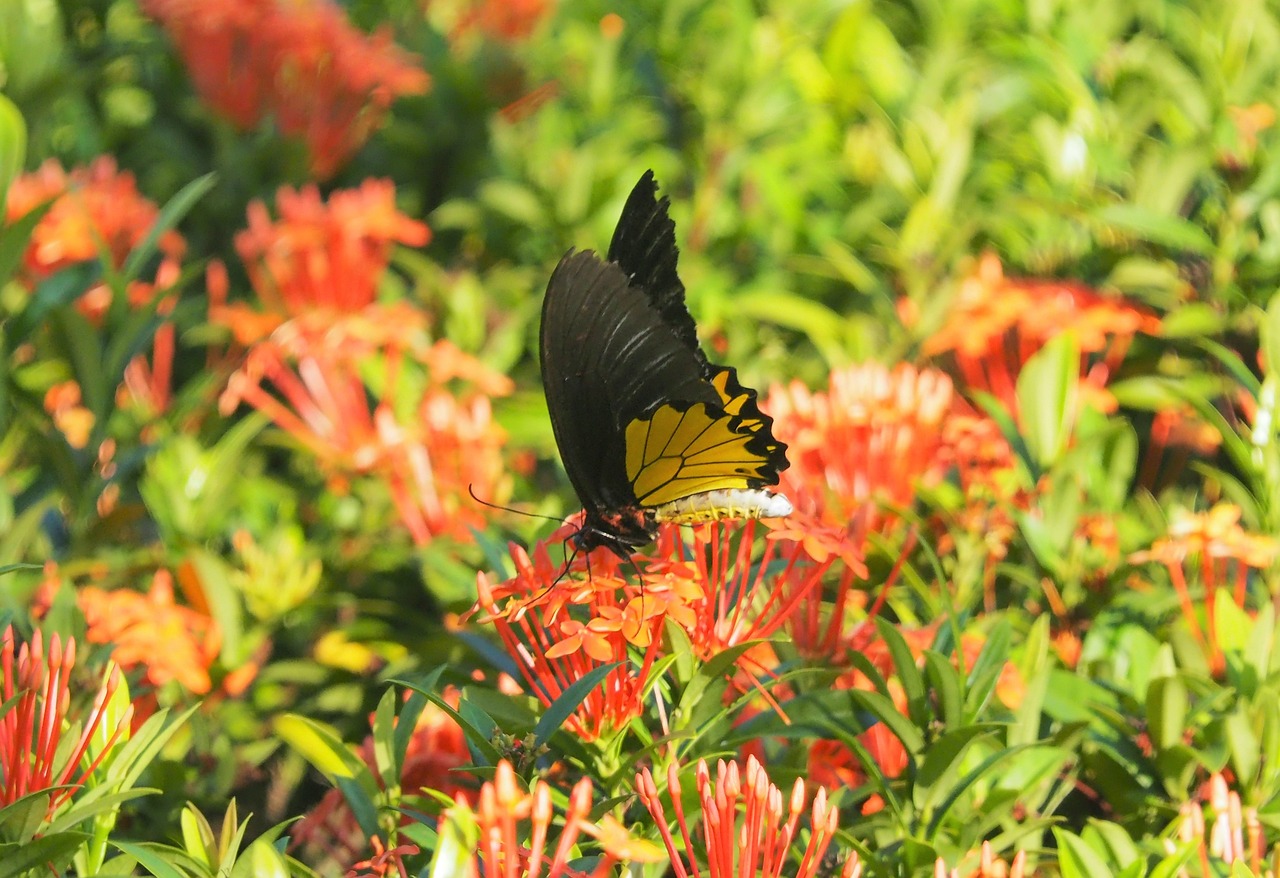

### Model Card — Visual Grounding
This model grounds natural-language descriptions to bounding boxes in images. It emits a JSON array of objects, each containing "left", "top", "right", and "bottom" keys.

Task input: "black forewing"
[
  {"left": 607, "top": 171, "right": 706, "bottom": 367},
  {"left": 540, "top": 249, "right": 723, "bottom": 514}
]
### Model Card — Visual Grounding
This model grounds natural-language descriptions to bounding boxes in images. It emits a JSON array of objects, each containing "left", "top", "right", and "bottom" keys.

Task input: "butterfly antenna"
[{"left": 467, "top": 484, "right": 564, "bottom": 524}]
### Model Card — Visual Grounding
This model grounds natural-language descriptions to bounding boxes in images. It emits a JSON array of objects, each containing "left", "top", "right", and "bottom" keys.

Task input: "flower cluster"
[
  {"left": 922, "top": 251, "right": 1159, "bottom": 414},
  {"left": 441, "top": 759, "right": 662, "bottom": 877},
  {"left": 217, "top": 184, "right": 510, "bottom": 544},
  {"left": 142, "top": 0, "right": 430, "bottom": 176},
  {"left": 636, "top": 756, "right": 861, "bottom": 878},
  {"left": 0, "top": 626, "right": 132, "bottom": 821}
]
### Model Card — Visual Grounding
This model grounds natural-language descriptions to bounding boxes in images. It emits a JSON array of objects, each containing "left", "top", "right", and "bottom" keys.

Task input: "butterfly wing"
[
  {"left": 540, "top": 250, "right": 717, "bottom": 518},
  {"left": 540, "top": 171, "right": 791, "bottom": 554}
]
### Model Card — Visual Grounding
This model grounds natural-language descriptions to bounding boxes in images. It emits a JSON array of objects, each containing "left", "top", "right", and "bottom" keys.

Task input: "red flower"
[
  {"left": 1130, "top": 504, "right": 1278, "bottom": 673},
  {"left": 77, "top": 570, "right": 221, "bottom": 695},
  {"left": 474, "top": 536, "right": 666, "bottom": 741},
  {"left": 142, "top": 0, "right": 430, "bottom": 177},
  {"left": 636, "top": 755, "right": 861, "bottom": 878},
  {"left": 4, "top": 156, "right": 185, "bottom": 283},
  {"left": 442, "top": 759, "right": 662, "bottom": 877},
  {"left": 228, "top": 181, "right": 430, "bottom": 321},
  {"left": 0, "top": 626, "right": 133, "bottom": 821},
  {"left": 922, "top": 251, "right": 1158, "bottom": 415}
]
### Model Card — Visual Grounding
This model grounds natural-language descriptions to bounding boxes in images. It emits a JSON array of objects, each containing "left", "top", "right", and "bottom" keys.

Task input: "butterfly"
[{"left": 540, "top": 171, "right": 792, "bottom": 559}]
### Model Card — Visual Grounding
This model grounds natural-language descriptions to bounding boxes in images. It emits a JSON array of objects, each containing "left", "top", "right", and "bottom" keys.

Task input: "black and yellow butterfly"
[{"left": 541, "top": 171, "right": 792, "bottom": 559}]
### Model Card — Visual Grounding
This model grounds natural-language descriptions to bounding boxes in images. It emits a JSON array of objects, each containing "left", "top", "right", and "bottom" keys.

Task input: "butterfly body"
[{"left": 540, "top": 171, "right": 791, "bottom": 558}]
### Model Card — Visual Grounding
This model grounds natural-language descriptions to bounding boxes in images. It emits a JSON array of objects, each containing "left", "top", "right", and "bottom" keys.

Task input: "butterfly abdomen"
[{"left": 653, "top": 489, "right": 794, "bottom": 525}]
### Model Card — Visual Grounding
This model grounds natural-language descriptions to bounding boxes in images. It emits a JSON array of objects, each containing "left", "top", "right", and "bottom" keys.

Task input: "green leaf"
[
  {"left": 121, "top": 173, "right": 215, "bottom": 284},
  {"left": 0, "top": 94, "right": 25, "bottom": 212},
  {"left": 230, "top": 838, "right": 291, "bottom": 878},
  {"left": 534, "top": 662, "right": 621, "bottom": 746},
  {"left": 922, "top": 651, "right": 963, "bottom": 727},
  {"left": 274, "top": 714, "right": 367, "bottom": 783},
  {"left": 1093, "top": 204, "right": 1214, "bottom": 254},
  {"left": 391, "top": 678, "right": 502, "bottom": 765},
  {"left": 1054, "top": 827, "right": 1116, "bottom": 878},
  {"left": 912, "top": 725, "right": 996, "bottom": 812},
  {"left": 1017, "top": 332, "right": 1080, "bottom": 468},
  {"left": 1146, "top": 674, "right": 1187, "bottom": 752},
  {"left": 110, "top": 841, "right": 189, "bottom": 878},
  {"left": 876, "top": 618, "right": 927, "bottom": 726},
  {"left": 1263, "top": 291, "right": 1280, "bottom": 377},
  {"left": 0, "top": 833, "right": 88, "bottom": 878},
  {"left": 846, "top": 688, "right": 925, "bottom": 756},
  {"left": 371, "top": 687, "right": 400, "bottom": 792},
  {"left": 1225, "top": 709, "right": 1259, "bottom": 785}
]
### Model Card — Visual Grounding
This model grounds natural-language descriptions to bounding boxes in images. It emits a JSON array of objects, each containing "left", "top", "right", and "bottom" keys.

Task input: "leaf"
[
  {"left": 1146, "top": 674, "right": 1187, "bottom": 752},
  {"left": 1263, "top": 290, "right": 1280, "bottom": 377},
  {"left": 273, "top": 714, "right": 367, "bottom": 783},
  {"left": 110, "top": 841, "right": 189, "bottom": 878},
  {"left": 534, "top": 662, "right": 621, "bottom": 746},
  {"left": 230, "top": 838, "right": 291, "bottom": 878},
  {"left": 1017, "top": 332, "right": 1080, "bottom": 468},
  {"left": 0, "top": 833, "right": 88, "bottom": 878},
  {"left": 0, "top": 94, "right": 25, "bottom": 210},
  {"left": 1054, "top": 827, "right": 1117, "bottom": 878},
  {"left": 922, "top": 651, "right": 963, "bottom": 727},
  {"left": 0, "top": 201, "right": 52, "bottom": 293},
  {"left": 1093, "top": 204, "right": 1214, "bottom": 254},
  {"left": 391, "top": 678, "right": 502, "bottom": 765},
  {"left": 121, "top": 173, "right": 215, "bottom": 283},
  {"left": 846, "top": 688, "right": 925, "bottom": 756},
  {"left": 371, "top": 687, "right": 400, "bottom": 792},
  {"left": 912, "top": 725, "right": 996, "bottom": 812},
  {"left": 876, "top": 618, "right": 926, "bottom": 726}
]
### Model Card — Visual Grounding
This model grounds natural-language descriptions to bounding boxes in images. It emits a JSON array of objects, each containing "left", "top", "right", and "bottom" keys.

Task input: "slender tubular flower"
[
  {"left": 217, "top": 184, "right": 510, "bottom": 544},
  {"left": 142, "top": 0, "right": 430, "bottom": 177},
  {"left": 635, "top": 755, "right": 861, "bottom": 878},
  {"left": 0, "top": 626, "right": 132, "bottom": 820},
  {"left": 922, "top": 251, "right": 1159, "bottom": 415},
  {"left": 441, "top": 759, "right": 662, "bottom": 877},
  {"left": 1129, "top": 504, "right": 1278, "bottom": 673},
  {"left": 474, "top": 535, "right": 667, "bottom": 741},
  {"left": 765, "top": 363, "right": 946, "bottom": 654}
]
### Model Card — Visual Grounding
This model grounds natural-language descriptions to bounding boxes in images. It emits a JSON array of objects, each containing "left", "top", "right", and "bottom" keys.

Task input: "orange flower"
[
  {"left": 936, "top": 841, "right": 1028, "bottom": 878},
  {"left": 452, "top": 0, "right": 552, "bottom": 42},
  {"left": 923, "top": 252, "right": 1159, "bottom": 414},
  {"left": 1130, "top": 504, "right": 1278, "bottom": 673},
  {"left": 1168, "top": 773, "right": 1265, "bottom": 874},
  {"left": 636, "top": 756, "right": 861, "bottom": 878},
  {"left": 766, "top": 363, "right": 954, "bottom": 535},
  {"left": 0, "top": 627, "right": 133, "bottom": 821},
  {"left": 142, "top": 0, "right": 430, "bottom": 177},
  {"left": 77, "top": 570, "right": 221, "bottom": 695},
  {"left": 221, "top": 325, "right": 511, "bottom": 544},
  {"left": 443, "top": 759, "right": 662, "bottom": 877},
  {"left": 44, "top": 380, "right": 95, "bottom": 449},
  {"left": 473, "top": 536, "right": 666, "bottom": 741},
  {"left": 228, "top": 181, "right": 430, "bottom": 321},
  {"left": 5, "top": 156, "right": 185, "bottom": 283}
]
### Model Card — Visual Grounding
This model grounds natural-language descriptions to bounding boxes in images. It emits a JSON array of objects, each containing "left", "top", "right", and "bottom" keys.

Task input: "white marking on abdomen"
[{"left": 654, "top": 489, "right": 793, "bottom": 524}]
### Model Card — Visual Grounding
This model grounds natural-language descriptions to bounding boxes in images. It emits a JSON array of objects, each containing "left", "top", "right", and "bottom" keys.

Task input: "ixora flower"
[
  {"left": 4, "top": 156, "right": 186, "bottom": 284},
  {"left": 635, "top": 756, "right": 861, "bottom": 878},
  {"left": 0, "top": 626, "right": 132, "bottom": 821},
  {"left": 437, "top": 760, "right": 663, "bottom": 878},
  {"left": 473, "top": 521, "right": 831, "bottom": 740},
  {"left": 216, "top": 183, "right": 510, "bottom": 545},
  {"left": 1129, "top": 504, "right": 1279, "bottom": 672},
  {"left": 921, "top": 251, "right": 1159, "bottom": 414},
  {"left": 141, "top": 0, "right": 430, "bottom": 177}
]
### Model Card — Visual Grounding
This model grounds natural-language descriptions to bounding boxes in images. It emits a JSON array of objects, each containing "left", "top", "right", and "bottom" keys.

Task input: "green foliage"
[{"left": 4, "top": 0, "right": 1280, "bottom": 874}]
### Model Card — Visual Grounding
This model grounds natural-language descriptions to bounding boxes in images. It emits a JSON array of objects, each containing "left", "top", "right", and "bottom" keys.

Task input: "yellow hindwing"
[{"left": 624, "top": 403, "right": 775, "bottom": 507}]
